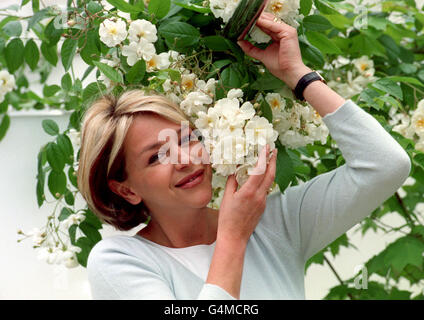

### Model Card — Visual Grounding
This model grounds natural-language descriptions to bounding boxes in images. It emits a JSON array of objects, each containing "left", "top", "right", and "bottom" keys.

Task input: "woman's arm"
[
  {"left": 203, "top": 145, "right": 278, "bottom": 299},
  {"left": 238, "top": 13, "right": 411, "bottom": 262},
  {"left": 237, "top": 12, "right": 346, "bottom": 117}
]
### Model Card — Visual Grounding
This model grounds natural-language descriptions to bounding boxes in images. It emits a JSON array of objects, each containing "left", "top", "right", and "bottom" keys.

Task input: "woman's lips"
[{"left": 176, "top": 170, "right": 204, "bottom": 189}]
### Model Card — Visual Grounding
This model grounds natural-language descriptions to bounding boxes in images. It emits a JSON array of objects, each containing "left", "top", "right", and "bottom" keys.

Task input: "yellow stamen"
[
  {"left": 416, "top": 118, "right": 424, "bottom": 128},
  {"left": 271, "top": 1, "right": 284, "bottom": 14}
]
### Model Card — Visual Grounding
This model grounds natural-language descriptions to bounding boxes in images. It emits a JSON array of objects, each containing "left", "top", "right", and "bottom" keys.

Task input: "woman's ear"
[{"left": 108, "top": 179, "right": 142, "bottom": 205}]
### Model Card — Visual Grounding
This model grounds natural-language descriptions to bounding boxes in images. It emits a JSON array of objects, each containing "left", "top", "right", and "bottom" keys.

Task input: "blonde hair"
[{"left": 77, "top": 89, "right": 193, "bottom": 230}]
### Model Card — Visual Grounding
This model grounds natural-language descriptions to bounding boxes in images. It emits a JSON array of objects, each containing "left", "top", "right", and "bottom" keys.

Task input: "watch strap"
[{"left": 292, "top": 71, "right": 326, "bottom": 101}]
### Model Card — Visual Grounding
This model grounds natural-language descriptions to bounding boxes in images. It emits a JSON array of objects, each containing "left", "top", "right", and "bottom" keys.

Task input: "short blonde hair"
[{"left": 77, "top": 89, "right": 193, "bottom": 230}]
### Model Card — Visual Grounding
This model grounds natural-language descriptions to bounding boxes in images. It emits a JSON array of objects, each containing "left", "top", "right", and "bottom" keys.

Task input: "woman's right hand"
[{"left": 217, "top": 144, "right": 278, "bottom": 245}]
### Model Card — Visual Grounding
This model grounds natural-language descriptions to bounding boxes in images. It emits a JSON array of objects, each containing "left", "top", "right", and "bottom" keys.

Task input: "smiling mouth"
[{"left": 175, "top": 169, "right": 205, "bottom": 188}]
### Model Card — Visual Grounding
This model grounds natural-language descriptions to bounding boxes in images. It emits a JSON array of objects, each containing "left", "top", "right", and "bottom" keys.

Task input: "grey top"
[{"left": 87, "top": 99, "right": 411, "bottom": 299}]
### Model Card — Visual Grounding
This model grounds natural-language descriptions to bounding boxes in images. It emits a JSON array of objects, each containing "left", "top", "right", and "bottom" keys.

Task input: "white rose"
[
  {"left": 122, "top": 39, "right": 156, "bottom": 66},
  {"left": 128, "top": 19, "right": 158, "bottom": 43},
  {"left": 99, "top": 19, "right": 127, "bottom": 47},
  {"left": 146, "top": 52, "right": 171, "bottom": 72},
  {"left": 0, "top": 70, "right": 15, "bottom": 95}
]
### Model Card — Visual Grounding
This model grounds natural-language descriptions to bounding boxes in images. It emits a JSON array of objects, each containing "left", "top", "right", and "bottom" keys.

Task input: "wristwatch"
[{"left": 292, "top": 71, "right": 326, "bottom": 102}]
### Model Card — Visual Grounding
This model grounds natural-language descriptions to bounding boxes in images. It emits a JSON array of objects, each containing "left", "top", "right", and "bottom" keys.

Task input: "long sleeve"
[
  {"left": 87, "top": 236, "right": 236, "bottom": 300},
  {"left": 259, "top": 99, "right": 411, "bottom": 264},
  {"left": 289, "top": 99, "right": 411, "bottom": 262}
]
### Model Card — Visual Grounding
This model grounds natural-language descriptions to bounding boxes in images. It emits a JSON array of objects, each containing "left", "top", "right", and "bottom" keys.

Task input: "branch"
[
  {"left": 394, "top": 192, "right": 416, "bottom": 226},
  {"left": 323, "top": 254, "right": 355, "bottom": 300}
]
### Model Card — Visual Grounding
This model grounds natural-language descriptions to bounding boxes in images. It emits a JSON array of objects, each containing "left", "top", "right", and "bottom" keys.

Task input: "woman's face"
[{"left": 111, "top": 112, "right": 213, "bottom": 213}]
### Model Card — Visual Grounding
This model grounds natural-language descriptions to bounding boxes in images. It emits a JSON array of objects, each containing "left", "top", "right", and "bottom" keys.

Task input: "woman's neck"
[{"left": 137, "top": 207, "right": 219, "bottom": 248}]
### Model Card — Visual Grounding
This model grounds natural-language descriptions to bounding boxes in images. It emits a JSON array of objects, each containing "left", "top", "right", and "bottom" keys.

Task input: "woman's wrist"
[
  {"left": 216, "top": 231, "right": 249, "bottom": 250},
  {"left": 279, "top": 64, "right": 313, "bottom": 91}
]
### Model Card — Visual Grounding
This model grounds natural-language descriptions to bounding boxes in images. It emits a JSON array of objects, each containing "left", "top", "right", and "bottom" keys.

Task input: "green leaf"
[
  {"left": 159, "top": 22, "right": 200, "bottom": 48},
  {"left": 303, "top": 15, "right": 333, "bottom": 31},
  {"left": 82, "top": 82, "right": 106, "bottom": 104},
  {"left": 3, "top": 21, "right": 22, "bottom": 37},
  {"left": 61, "top": 73, "right": 72, "bottom": 91},
  {"left": 384, "top": 236, "right": 424, "bottom": 272},
  {"left": 126, "top": 59, "right": 146, "bottom": 84},
  {"left": 58, "top": 207, "right": 73, "bottom": 221},
  {"left": 32, "top": 0, "right": 40, "bottom": 12},
  {"left": 148, "top": 0, "right": 171, "bottom": 19},
  {"left": 46, "top": 142, "right": 65, "bottom": 172},
  {"left": 202, "top": 35, "right": 231, "bottom": 51},
  {"left": 106, "top": 0, "right": 143, "bottom": 13},
  {"left": 300, "top": 0, "right": 313, "bottom": 16},
  {"left": 207, "top": 59, "right": 232, "bottom": 79},
  {"left": 299, "top": 40, "right": 324, "bottom": 67},
  {"left": 260, "top": 100, "right": 273, "bottom": 123},
  {"left": 87, "top": 1, "right": 103, "bottom": 14},
  {"left": 24, "top": 39, "right": 39, "bottom": 70},
  {"left": 351, "top": 34, "right": 386, "bottom": 58},
  {"left": 64, "top": 189, "right": 75, "bottom": 206},
  {"left": 40, "top": 41, "right": 58, "bottom": 66},
  {"left": 57, "top": 134, "right": 74, "bottom": 165},
  {"left": 371, "top": 78, "right": 403, "bottom": 100},
  {"left": 5, "top": 38, "right": 25, "bottom": 73},
  {"left": 47, "top": 170, "right": 67, "bottom": 198},
  {"left": 173, "top": 0, "right": 211, "bottom": 13},
  {"left": 69, "top": 225, "right": 77, "bottom": 245},
  {"left": 79, "top": 222, "right": 102, "bottom": 243},
  {"left": 43, "top": 84, "right": 61, "bottom": 97},
  {"left": 61, "top": 38, "right": 77, "bottom": 71},
  {"left": 80, "top": 28, "right": 100, "bottom": 65},
  {"left": 386, "top": 76, "right": 424, "bottom": 87},
  {"left": 0, "top": 114, "right": 10, "bottom": 142},
  {"left": 93, "top": 61, "right": 123, "bottom": 83},
  {"left": 44, "top": 18, "right": 62, "bottom": 45},
  {"left": 68, "top": 167, "right": 78, "bottom": 188},
  {"left": 42, "top": 119, "right": 59, "bottom": 136},
  {"left": 250, "top": 70, "right": 285, "bottom": 91},
  {"left": 83, "top": 209, "right": 103, "bottom": 230},
  {"left": 220, "top": 65, "right": 242, "bottom": 92},
  {"left": 75, "top": 237, "right": 95, "bottom": 267},
  {"left": 305, "top": 31, "right": 342, "bottom": 54},
  {"left": 275, "top": 144, "right": 294, "bottom": 193},
  {"left": 27, "top": 8, "right": 48, "bottom": 30},
  {"left": 36, "top": 179, "right": 44, "bottom": 207}
]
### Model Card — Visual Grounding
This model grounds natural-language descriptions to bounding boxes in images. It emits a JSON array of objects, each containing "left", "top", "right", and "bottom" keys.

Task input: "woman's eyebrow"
[{"left": 138, "top": 127, "right": 184, "bottom": 157}]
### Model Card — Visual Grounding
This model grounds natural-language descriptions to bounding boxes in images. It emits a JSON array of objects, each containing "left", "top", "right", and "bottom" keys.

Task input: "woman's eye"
[
  {"left": 148, "top": 154, "right": 159, "bottom": 164},
  {"left": 148, "top": 152, "right": 166, "bottom": 164}
]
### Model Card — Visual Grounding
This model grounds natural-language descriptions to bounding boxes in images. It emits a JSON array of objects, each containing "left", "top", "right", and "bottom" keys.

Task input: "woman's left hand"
[{"left": 237, "top": 12, "right": 312, "bottom": 90}]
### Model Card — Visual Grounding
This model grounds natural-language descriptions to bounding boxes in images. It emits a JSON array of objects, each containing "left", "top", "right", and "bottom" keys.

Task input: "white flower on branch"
[
  {"left": 209, "top": 0, "right": 241, "bottom": 24},
  {"left": 0, "top": 70, "right": 15, "bottom": 102},
  {"left": 99, "top": 19, "right": 127, "bottom": 47},
  {"left": 146, "top": 52, "right": 171, "bottom": 72},
  {"left": 122, "top": 39, "right": 156, "bottom": 66},
  {"left": 128, "top": 19, "right": 158, "bottom": 43}
]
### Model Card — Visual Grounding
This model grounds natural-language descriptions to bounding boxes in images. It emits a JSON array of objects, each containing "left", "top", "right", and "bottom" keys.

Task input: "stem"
[
  {"left": 323, "top": 254, "right": 355, "bottom": 300},
  {"left": 394, "top": 192, "right": 416, "bottom": 226}
]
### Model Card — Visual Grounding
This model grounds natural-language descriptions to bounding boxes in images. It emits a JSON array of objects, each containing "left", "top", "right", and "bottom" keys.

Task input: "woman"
[{"left": 79, "top": 13, "right": 411, "bottom": 299}]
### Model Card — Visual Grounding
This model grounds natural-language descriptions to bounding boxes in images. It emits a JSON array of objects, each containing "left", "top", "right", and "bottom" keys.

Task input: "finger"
[
  {"left": 260, "top": 12, "right": 276, "bottom": 21},
  {"left": 256, "top": 16, "right": 291, "bottom": 36},
  {"left": 237, "top": 40, "right": 266, "bottom": 61},
  {"left": 239, "top": 144, "right": 269, "bottom": 193},
  {"left": 223, "top": 174, "right": 238, "bottom": 197},
  {"left": 259, "top": 148, "right": 278, "bottom": 193}
]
